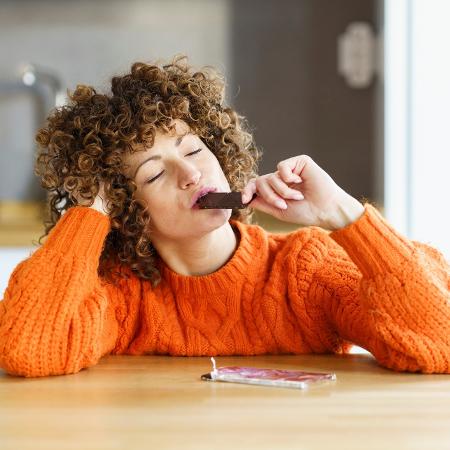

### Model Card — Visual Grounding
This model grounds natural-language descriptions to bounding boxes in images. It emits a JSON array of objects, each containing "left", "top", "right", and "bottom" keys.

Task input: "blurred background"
[{"left": 0, "top": 0, "right": 449, "bottom": 294}]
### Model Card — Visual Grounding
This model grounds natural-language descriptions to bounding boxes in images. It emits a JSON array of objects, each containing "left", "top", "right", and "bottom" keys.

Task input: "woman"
[{"left": 0, "top": 56, "right": 448, "bottom": 377}]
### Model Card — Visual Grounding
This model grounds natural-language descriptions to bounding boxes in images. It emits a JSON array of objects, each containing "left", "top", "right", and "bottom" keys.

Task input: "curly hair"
[{"left": 35, "top": 55, "right": 262, "bottom": 288}]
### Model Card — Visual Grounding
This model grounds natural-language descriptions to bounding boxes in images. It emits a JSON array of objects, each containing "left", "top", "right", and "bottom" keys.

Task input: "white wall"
[
  {"left": 385, "top": 0, "right": 450, "bottom": 259},
  {"left": 410, "top": 0, "right": 450, "bottom": 257}
]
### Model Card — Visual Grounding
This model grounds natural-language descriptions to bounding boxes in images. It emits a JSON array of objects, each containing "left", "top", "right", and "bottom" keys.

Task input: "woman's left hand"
[{"left": 241, "top": 155, "right": 365, "bottom": 230}]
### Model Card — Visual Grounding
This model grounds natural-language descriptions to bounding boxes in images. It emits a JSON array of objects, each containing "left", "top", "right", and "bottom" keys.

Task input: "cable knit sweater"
[{"left": 0, "top": 204, "right": 449, "bottom": 377}]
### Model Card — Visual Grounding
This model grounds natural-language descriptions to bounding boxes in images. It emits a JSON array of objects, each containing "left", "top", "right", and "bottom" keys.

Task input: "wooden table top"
[{"left": 1, "top": 353, "right": 449, "bottom": 450}]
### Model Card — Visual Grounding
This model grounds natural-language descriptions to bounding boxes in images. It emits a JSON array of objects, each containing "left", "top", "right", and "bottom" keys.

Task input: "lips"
[{"left": 191, "top": 186, "right": 218, "bottom": 208}]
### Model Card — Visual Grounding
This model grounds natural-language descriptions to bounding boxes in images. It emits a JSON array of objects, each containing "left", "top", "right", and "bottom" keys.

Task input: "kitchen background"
[{"left": 0, "top": 0, "right": 448, "bottom": 295}]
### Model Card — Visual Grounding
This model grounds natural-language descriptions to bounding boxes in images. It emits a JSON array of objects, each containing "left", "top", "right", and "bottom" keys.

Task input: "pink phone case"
[{"left": 201, "top": 358, "right": 336, "bottom": 390}]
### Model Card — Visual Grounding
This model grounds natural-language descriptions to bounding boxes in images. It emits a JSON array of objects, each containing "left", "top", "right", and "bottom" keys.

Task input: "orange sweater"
[{"left": 0, "top": 204, "right": 449, "bottom": 377}]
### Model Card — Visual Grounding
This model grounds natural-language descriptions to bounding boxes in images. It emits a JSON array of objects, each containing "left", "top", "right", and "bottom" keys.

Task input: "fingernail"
[
  {"left": 276, "top": 200, "right": 288, "bottom": 209},
  {"left": 291, "top": 175, "right": 302, "bottom": 183},
  {"left": 293, "top": 192, "right": 304, "bottom": 200}
]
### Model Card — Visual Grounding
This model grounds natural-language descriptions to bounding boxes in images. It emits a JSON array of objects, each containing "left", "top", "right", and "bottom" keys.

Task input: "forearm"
[
  {"left": 324, "top": 204, "right": 450, "bottom": 373},
  {"left": 0, "top": 207, "right": 113, "bottom": 377}
]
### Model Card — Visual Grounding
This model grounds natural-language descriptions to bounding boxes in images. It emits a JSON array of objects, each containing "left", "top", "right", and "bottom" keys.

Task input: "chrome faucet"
[{"left": 0, "top": 64, "right": 64, "bottom": 202}]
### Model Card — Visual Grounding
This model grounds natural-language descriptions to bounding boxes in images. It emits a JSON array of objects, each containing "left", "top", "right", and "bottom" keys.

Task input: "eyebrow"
[{"left": 133, "top": 134, "right": 185, "bottom": 178}]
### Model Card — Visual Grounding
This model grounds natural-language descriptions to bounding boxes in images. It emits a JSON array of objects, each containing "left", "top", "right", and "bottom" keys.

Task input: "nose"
[{"left": 177, "top": 159, "right": 201, "bottom": 189}]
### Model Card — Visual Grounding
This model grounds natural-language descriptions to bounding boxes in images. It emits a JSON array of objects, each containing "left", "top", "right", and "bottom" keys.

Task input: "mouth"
[{"left": 191, "top": 186, "right": 218, "bottom": 208}]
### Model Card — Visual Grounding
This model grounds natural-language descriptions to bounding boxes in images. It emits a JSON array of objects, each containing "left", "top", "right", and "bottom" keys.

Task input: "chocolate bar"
[{"left": 196, "top": 192, "right": 257, "bottom": 209}]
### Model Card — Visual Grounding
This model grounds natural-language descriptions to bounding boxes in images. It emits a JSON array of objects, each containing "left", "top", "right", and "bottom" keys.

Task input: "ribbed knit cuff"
[
  {"left": 44, "top": 206, "right": 111, "bottom": 260},
  {"left": 329, "top": 203, "right": 414, "bottom": 278}
]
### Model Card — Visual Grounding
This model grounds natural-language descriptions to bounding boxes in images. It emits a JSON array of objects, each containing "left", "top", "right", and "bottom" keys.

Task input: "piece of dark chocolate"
[{"left": 196, "top": 192, "right": 257, "bottom": 209}]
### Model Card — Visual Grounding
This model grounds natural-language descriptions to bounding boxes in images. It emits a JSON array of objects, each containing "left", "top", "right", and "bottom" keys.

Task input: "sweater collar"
[{"left": 159, "top": 219, "right": 265, "bottom": 293}]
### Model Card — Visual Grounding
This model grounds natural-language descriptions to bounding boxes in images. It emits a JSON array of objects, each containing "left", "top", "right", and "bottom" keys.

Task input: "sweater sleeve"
[
  {"left": 312, "top": 203, "right": 450, "bottom": 374},
  {"left": 0, "top": 206, "right": 120, "bottom": 377}
]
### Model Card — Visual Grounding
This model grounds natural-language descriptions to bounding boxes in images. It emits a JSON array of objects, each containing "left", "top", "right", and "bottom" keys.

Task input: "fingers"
[
  {"left": 241, "top": 155, "right": 318, "bottom": 211},
  {"left": 277, "top": 155, "right": 311, "bottom": 183},
  {"left": 260, "top": 173, "right": 303, "bottom": 209},
  {"left": 241, "top": 178, "right": 257, "bottom": 204},
  {"left": 259, "top": 179, "right": 288, "bottom": 209},
  {"left": 243, "top": 173, "right": 304, "bottom": 210},
  {"left": 270, "top": 172, "right": 304, "bottom": 201}
]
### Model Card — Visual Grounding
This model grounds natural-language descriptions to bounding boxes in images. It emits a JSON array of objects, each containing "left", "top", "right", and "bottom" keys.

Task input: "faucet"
[{"left": 0, "top": 64, "right": 64, "bottom": 204}]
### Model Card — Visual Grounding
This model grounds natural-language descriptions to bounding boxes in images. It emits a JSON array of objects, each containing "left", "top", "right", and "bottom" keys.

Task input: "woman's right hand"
[
  {"left": 71, "top": 181, "right": 110, "bottom": 216},
  {"left": 89, "top": 181, "right": 110, "bottom": 216}
]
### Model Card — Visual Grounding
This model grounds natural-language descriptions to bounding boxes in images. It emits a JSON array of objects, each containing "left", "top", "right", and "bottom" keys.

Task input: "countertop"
[{"left": 1, "top": 353, "right": 449, "bottom": 450}]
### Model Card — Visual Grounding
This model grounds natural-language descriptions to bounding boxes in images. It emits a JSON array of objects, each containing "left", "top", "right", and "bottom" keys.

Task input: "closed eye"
[
  {"left": 145, "top": 148, "right": 203, "bottom": 184},
  {"left": 187, "top": 148, "right": 202, "bottom": 157}
]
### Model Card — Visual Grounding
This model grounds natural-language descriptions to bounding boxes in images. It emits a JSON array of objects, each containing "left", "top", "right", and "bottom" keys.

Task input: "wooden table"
[{"left": 1, "top": 354, "right": 449, "bottom": 450}]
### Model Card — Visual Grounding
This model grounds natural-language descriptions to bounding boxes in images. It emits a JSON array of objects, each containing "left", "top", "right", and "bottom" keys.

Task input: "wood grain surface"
[{"left": 1, "top": 353, "right": 449, "bottom": 450}]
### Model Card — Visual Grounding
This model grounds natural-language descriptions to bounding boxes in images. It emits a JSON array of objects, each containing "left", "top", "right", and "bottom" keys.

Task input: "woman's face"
[{"left": 122, "top": 120, "right": 232, "bottom": 241}]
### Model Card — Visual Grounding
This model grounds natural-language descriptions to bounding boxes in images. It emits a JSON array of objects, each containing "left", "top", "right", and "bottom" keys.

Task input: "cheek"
[
  {"left": 132, "top": 188, "right": 152, "bottom": 209},
  {"left": 146, "top": 195, "right": 184, "bottom": 219},
  {"left": 215, "top": 162, "right": 230, "bottom": 185},
  {"left": 131, "top": 187, "right": 158, "bottom": 216},
  {"left": 208, "top": 156, "right": 225, "bottom": 175}
]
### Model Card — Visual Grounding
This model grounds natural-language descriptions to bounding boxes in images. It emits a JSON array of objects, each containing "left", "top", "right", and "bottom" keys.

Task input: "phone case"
[{"left": 201, "top": 358, "right": 336, "bottom": 390}]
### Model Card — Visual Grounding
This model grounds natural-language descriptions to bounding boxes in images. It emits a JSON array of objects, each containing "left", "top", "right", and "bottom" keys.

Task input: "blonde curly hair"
[{"left": 35, "top": 55, "right": 262, "bottom": 287}]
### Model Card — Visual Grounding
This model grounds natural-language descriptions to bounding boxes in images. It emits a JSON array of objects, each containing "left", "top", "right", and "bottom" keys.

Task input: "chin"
[
  {"left": 195, "top": 208, "right": 232, "bottom": 231},
  {"left": 205, "top": 208, "right": 231, "bottom": 221}
]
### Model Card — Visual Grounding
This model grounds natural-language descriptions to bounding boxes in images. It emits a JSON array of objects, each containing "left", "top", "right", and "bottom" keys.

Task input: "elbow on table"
[
  {"left": 0, "top": 355, "right": 76, "bottom": 378},
  {"left": 0, "top": 345, "right": 94, "bottom": 378},
  {"left": 374, "top": 347, "right": 450, "bottom": 374}
]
